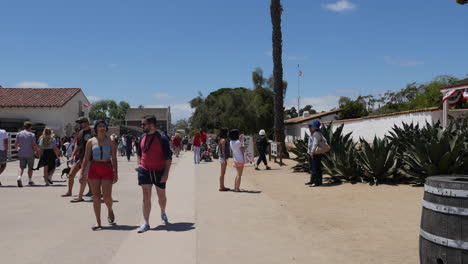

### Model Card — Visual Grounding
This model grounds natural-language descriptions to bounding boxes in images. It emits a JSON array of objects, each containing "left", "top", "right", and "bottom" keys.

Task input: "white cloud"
[
  {"left": 384, "top": 56, "right": 424, "bottom": 67},
  {"left": 15, "top": 81, "right": 49, "bottom": 88},
  {"left": 142, "top": 102, "right": 193, "bottom": 121},
  {"left": 87, "top": 96, "right": 101, "bottom": 102},
  {"left": 322, "top": 0, "right": 357, "bottom": 12},
  {"left": 153, "top": 92, "right": 172, "bottom": 99},
  {"left": 108, "top": 63, "right": 118, "bottom": 68},
  {"left": 335, "top": 89, "right": 360, "bottom": 95},
  {"left": 289, "top": 95, "right": 340, "bottom": 112}
]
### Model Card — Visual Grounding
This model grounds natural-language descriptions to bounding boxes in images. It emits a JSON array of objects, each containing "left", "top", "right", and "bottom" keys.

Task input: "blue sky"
[{"left": 1, "top": 0, "right": 467, "bottom": 121}]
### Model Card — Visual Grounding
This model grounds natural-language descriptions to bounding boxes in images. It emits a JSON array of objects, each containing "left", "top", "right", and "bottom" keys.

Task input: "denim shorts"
[{"left": 137, "top": 167, "right": 166, "bottom": 189}]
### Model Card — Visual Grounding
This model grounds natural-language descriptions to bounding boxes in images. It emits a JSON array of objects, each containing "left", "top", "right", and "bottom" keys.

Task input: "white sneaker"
[{"left": 137, "top": 224, "right": 150, "bottom": 233}]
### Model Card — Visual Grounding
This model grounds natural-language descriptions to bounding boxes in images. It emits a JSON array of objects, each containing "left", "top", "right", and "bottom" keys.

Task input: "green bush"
[
  {"left": 291, "top": 134, "right": 310, "bottom": 172},
  {"left": 322, "top": 124, "right": 362, "bottom": 183},
  {"left": 291, "top": 119, "right": 467, "bottom": 185},
  {"left": 358, "top": 137, "right": 400, "bottom": 185},
  {"left": 400, "top": 124, "right": 468, "bottom": 183}
]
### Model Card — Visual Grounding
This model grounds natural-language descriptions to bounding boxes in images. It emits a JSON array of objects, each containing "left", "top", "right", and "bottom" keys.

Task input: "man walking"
[
  {"left": 255, "top": 129, "right": 271, "bottom": 170},
  {"left": 125, "top": 133, "right": 133, "bottom": 161},
  {"left": 15, "top": 121, "right": 39, "bottom": 187},
  {"left": 136, "top": 115, "right": 172, "bottom": 233},
  {"left": 65, "top": 117, "right": 93, "bottom": 201},
  {"left": 0, "top": 127, "right": 9, "bottom": 185}
]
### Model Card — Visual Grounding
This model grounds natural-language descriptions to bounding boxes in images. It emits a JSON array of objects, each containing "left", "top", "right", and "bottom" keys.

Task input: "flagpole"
[{"left": 297, "top": 64, "right": 301, "bottom": 115}]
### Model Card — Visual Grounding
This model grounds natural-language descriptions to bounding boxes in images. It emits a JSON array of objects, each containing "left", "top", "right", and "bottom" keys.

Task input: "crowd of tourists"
[
  {"left": 0, "top": 116, "right": 172, "bottom": 232},
  {"left": 0, "top": 116, "right": 327, "bottom": 232}
]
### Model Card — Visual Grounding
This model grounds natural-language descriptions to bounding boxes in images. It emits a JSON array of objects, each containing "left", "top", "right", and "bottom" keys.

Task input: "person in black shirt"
[
  {"left": 125, "top": 133, "right": 134, "bottom": 161},
  {"left": 63, "top": 117, "right": 93, "bottom": 202},
  {"left": 255, "top": 129, "right": 271, "bottom": 170}
]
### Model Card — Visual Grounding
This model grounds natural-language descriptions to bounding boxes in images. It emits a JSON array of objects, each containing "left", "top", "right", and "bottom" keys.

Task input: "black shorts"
[{"left": 137, "top": 167, "right": 166, "bottom": 189}]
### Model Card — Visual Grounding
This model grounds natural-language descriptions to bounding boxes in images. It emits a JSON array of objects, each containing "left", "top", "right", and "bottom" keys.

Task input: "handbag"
[{"left": 313, "top": 133, "right": 331, "bottom": 155}]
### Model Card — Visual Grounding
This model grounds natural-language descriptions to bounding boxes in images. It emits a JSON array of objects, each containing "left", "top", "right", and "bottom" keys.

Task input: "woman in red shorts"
[{"left": 81, "top": 120, "right": 118, "bottom": 230}]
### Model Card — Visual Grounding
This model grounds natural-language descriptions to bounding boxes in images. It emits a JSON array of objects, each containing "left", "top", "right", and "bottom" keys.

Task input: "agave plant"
[
  {"left": 291, "top": 134, "right": 310, "bottom": 172},
  {"left": 321, "top": 123, "right": 362, "bottom": 182},
  {"left": 387, "top": 122, "right": 421, "bottom": 157},
  {"left": 400, "top": 127, "right": 467, "bottom": 183},
  {"left": 358, "top": 137, "right": 399, "bottom": 185}
]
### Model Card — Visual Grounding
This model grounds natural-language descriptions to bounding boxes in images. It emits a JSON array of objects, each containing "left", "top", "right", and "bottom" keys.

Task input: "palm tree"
[{"left": 270, "top": 0, "right": 284, "bottom": 143}]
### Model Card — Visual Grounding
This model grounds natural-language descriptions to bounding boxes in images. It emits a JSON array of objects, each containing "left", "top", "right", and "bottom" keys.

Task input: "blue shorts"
[{"left": 137, "top": 167, "right": 166, "bottom": 189}]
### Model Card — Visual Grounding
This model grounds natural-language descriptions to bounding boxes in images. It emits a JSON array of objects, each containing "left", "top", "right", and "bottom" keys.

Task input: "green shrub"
[
  {"left": 357, "top": 137, "right": 400, "bottom": 185},
  {"left": 322, "top": 124, "right": 362, "bottom": 182},
  {"left": 400, "top": 125, "right": 467, "bottom": 183}
]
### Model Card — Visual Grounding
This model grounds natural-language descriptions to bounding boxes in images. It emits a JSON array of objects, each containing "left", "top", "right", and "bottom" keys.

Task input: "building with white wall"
[
  {"left": 0, "top": 88, "right": 90, "bottom": 137},
  {"left": 319, "top": 107, "right": 468, "bottom": 142},
  {"left": 284, "top": 110, "right": 341, "bottom": 142}
]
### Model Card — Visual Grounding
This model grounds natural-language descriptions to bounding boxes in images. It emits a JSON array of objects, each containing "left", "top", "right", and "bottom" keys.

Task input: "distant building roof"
[
  {"left": 441, "top": 78, "right": 468, "bottom": 90},
  {"left": 0, "top": 88, "right": 83, "bottom": 107},
  {"left": 125, "top": 108, "right": 170, "bottom": 121},
  {"left": 284, "top": 109, "right": 341, "bottom": 125}
]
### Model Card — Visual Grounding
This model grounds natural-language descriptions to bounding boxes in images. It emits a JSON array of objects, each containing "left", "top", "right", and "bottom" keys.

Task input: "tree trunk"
[{"left": 270, "top": 0, "right": 284, "bottom": 144}]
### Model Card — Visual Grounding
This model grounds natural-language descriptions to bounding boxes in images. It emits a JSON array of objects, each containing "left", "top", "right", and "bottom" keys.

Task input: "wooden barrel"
[{"left": 420, "top": 176, "right": 468, "bottom": 264}]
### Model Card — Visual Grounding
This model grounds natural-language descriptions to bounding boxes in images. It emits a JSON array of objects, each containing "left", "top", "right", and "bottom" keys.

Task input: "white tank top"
[{"left": 230, "top": 140, "right": 244, "bottom": 163}]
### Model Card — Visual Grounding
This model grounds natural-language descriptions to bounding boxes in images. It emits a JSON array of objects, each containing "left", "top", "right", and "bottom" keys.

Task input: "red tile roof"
[
  {"left": 284, "top": 109, "right": 341, "bottom": 125},
  {"left": 0, "top": 88, "right": 82, "bottom": 107}
]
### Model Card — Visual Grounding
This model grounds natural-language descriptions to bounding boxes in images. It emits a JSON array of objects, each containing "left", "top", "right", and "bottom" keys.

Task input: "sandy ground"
[
  {"left": 0, "top": 152, "right": 423, "bottom": 263},
  {"left": 245, "top": 158, "right": 423, "bottom": 263}
]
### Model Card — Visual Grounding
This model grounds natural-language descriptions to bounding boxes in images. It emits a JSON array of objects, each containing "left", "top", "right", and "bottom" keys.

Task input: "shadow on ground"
[
  {"left": 153, "top": 222, "right": 195, "bottom": 232},
  {"left": 102, "top": 224, "right": 140, "bottom": 231}
]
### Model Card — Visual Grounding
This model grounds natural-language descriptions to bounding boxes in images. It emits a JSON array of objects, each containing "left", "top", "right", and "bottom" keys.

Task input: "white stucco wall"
[
  {"left": 295, "top": 109, "right": 467, "bottom": 142},
  {"left": 285, "top": 113, "right": 339, "bottom": 142},
  {"left": 333, "top": 111, "right": 436, "bottom": 142},
  {"left": 0, "top": 91, "right": 89, "bottom": 136}
]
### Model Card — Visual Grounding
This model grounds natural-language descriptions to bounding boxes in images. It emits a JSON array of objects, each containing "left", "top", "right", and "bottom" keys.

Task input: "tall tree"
[
  {"left": 252, "top": 67, "right": 267, "bottom": 89},
  {"left": 89, "top": 100, "right": 130, "bottom": 125},
  {"left": 270, "top": 0, "right": 285, "bottom": 142},
  {"left": 299, "top": 105, "right": 316, "bottom": 116},
  {"left": 174, "top": 119, "right": 190, "bottom": 132},
  {"left": 457, "top": 0, "right": 468, "bottom": 4}
]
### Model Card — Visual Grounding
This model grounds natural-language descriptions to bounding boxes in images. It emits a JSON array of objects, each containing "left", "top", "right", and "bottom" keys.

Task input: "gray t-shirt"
[{"left": 16, "top": 130, "right": 36, "bottom": 158}]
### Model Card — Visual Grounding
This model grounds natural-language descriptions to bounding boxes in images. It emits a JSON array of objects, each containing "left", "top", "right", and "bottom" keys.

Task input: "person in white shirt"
[
  {"left": 229, "top": 129, "right": 245, "bottom": 192},
  {"left": 306, "top": 120, "right": 326, "bottom": 187},
  {"left": 0, "top": 128, "right": 9, "bottom": 186}
]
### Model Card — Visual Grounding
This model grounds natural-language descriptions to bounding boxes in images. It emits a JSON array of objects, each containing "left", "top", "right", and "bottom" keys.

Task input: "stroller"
[{"left": 200, "top": 143, "right": 212, "bottom": 162}]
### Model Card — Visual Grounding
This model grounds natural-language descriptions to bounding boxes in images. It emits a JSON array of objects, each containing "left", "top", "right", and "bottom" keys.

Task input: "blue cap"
[{"left": 308, "top": 120, "right": 321, "bottom": 130}]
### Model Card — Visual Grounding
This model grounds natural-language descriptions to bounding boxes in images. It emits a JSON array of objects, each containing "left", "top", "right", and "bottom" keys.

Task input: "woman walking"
[
  {"left": 81, "top": 120, "right": 118, "bottom": 230},
  {"left": 36, "top": 128, "right": 61, "bottom": 186},
  {"left": 192, "top": 132, "right": 201, "bottom": 164},
  {"left": 229, "top": 129, "right": 244, "bottom": 192},
  {"left": 217, "top": 128, "right": 230, "bottom": 191}
]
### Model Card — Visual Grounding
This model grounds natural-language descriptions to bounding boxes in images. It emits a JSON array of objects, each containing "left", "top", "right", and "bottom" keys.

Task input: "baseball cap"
[{"left": 308, "top": 120, "right": 321, "bottom": 130}]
